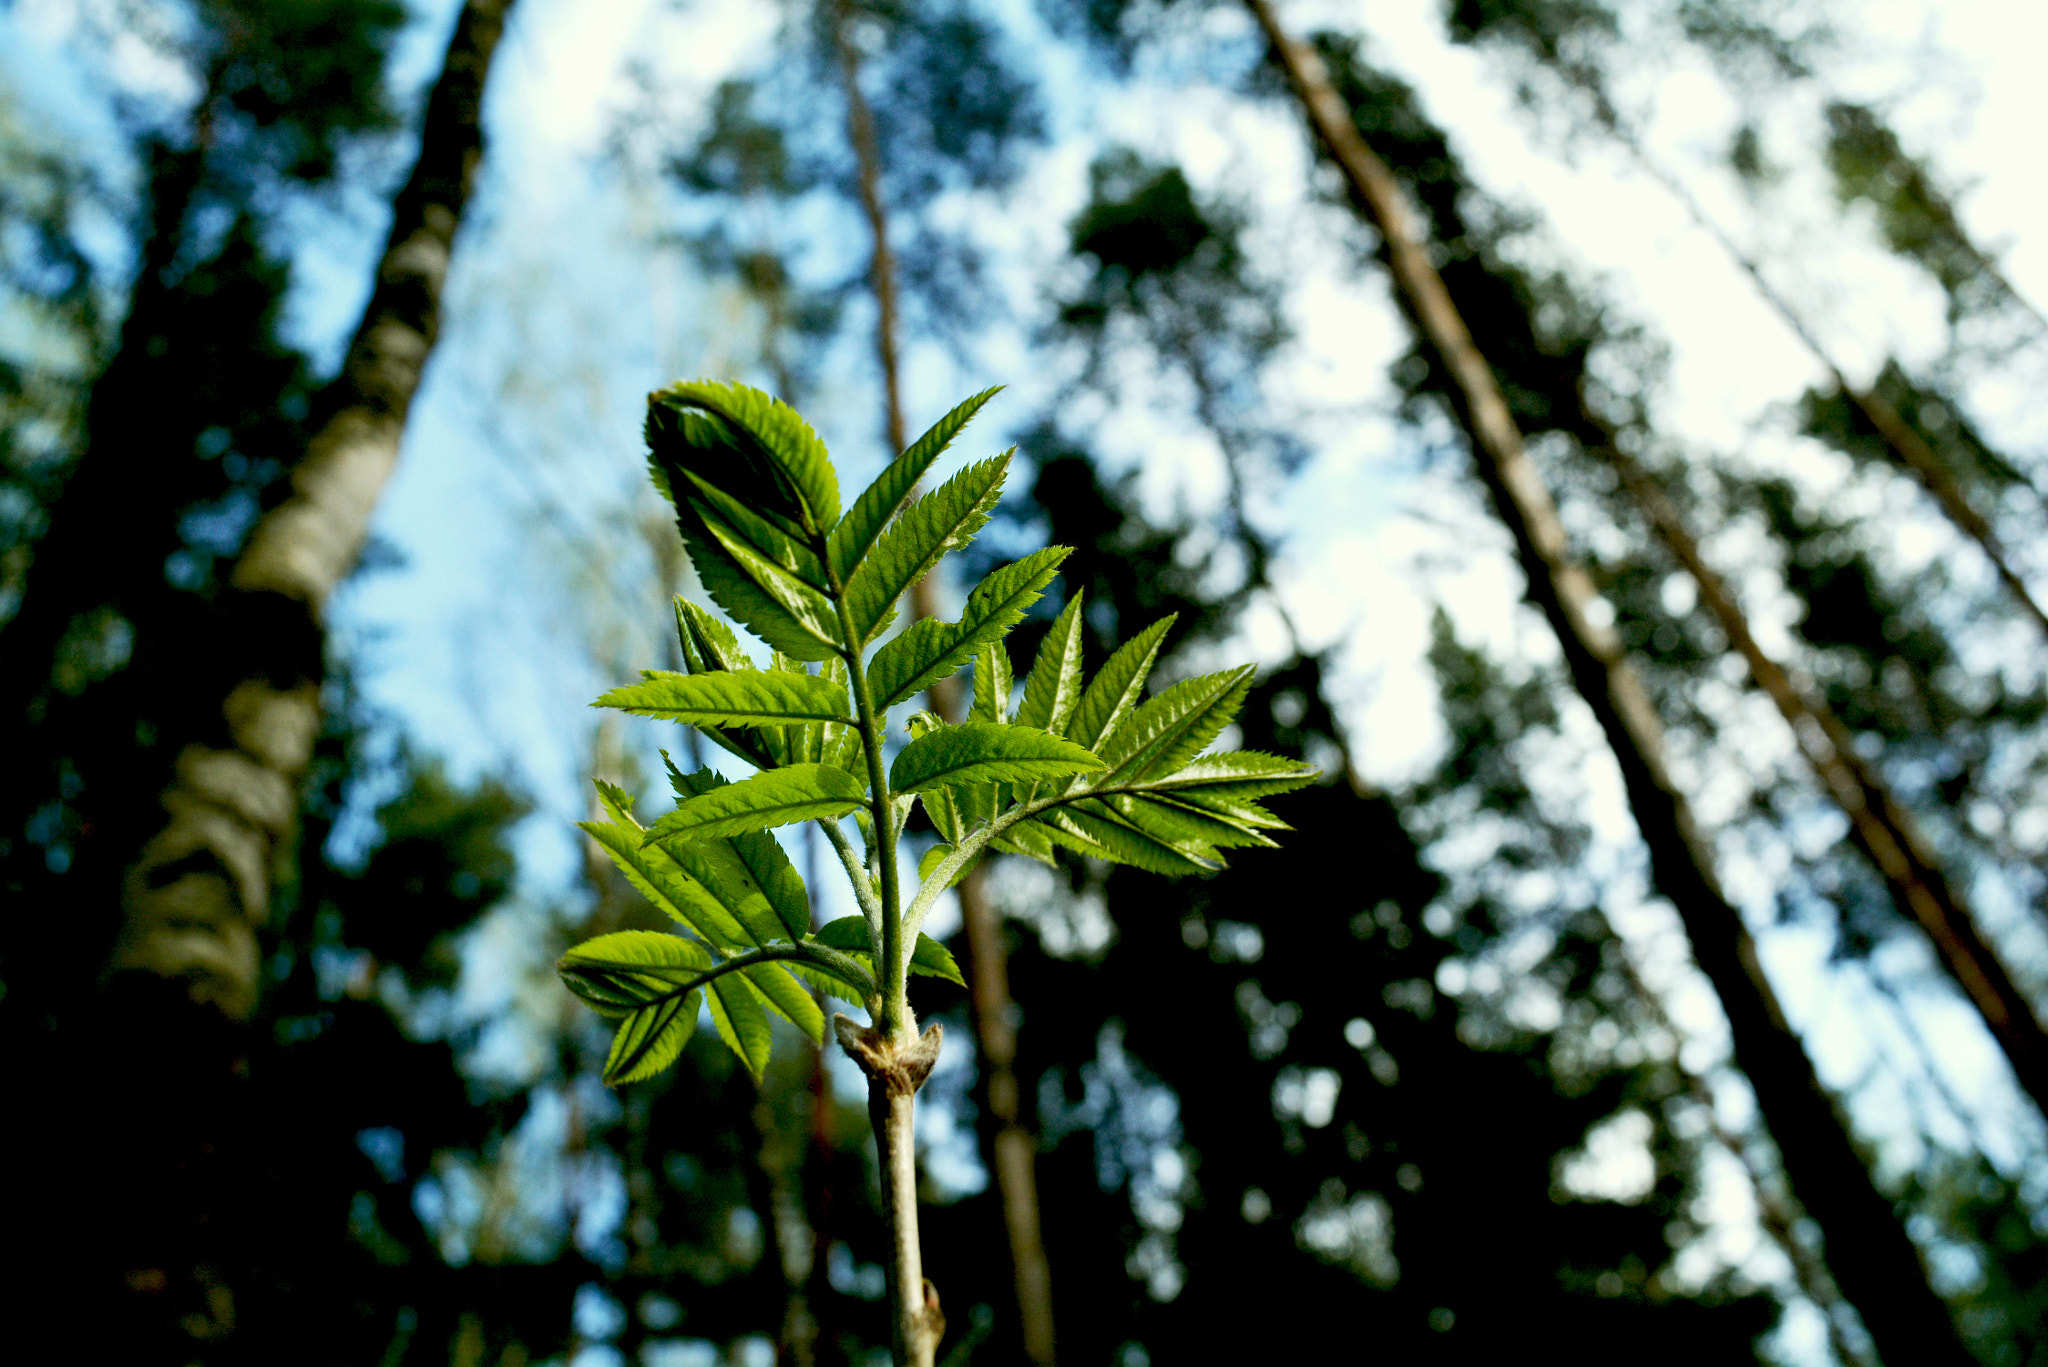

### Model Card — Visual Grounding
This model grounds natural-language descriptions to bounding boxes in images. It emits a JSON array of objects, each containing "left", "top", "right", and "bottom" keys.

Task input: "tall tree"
[
  {"left": 1440, "top": 0, "right": 2048, "bottom": 636},
  {"left": 1245, "top": 6, "right": 1973, "bottom": 1360},
  {"left": 107, "top": 0, "right": 516, "bottom": 1017},
  {"left": 3, "top": 1, "right": 518, "bottom": 1356},
  {"left": 929, "top": 130, "right": 1781, "bottom": 1359}
]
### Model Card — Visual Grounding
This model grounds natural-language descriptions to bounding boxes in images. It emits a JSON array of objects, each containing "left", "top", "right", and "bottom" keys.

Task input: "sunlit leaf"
[
  {"left": 743, "top": 961, "right": 826, "bottom": 1042},
  {"left": 594, "top": 670, "right": 852, "bottom": 728},
  {"left": 644, "top": 764, "right": 865, "bottom": 844},
  {"left": 582, "top": 783, "right": 754, "bottom": 949},
  {"left": 867, "top": 547, "right": 1069, "bottom": 710},
  {"left": 830, "top": 387, "right": 1002, "bottom": 583},
  {"left": 1067, "top": 614, "right": 1174, "bottom": 749},
  {"left": 1014, "top": 590, "right": 1087, "bottom": 735},
  {"left": 891, "top": 721, "right": 1104, "bottom": 794},
  {"left": 1099, "top": 665, "right": 1254, "bottom": 780},
  {"left": 842, "top": 454, "right": 1012, "bottom": 644},
  {"left": 705, "top": 971, "right": 775, "bottom": 1081}
]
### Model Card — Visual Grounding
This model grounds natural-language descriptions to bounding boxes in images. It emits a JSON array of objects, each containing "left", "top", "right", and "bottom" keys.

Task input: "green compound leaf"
[
  {"left": 558, "top": 931, "right": 711, "bottom": 1085},
  {"left": 1126, "top": 750, "right": 1320, "bottom": 803},
  {"left": 812, "top": 916, "right": 966, "bottom": 986},
  {"left": 841, "top": 453, "right": 1012, "bottom": 645},
  {"left": 890, "top": 721, "right": 1104, "bottom": 794},
  {"left": 649, "top": 388, "right": 841, "bottom": 660},
  {"left": 559, "top": 929, "right": 713, "bottom": 1016},
  {"left": 605, "top": 992, "right": 699, "bottom": 1086},
  {"left": 1041, "top": 802, "right": 1223, "bottom": 876},
  {"left": 691, "top": 507, "right": 841, "bottom": 654},
  {"left": 1014, "top": 590, "right": 1087, "bottom": 735},
  {"left": 672, "top": 599, "right": 775, "bottom": 769},
  {"left": 830, "top": 387, "right": 1002, "bottom": 584},
  {"left": 646, "top": 763, "right": 866, "bottom": 845},
  {"left": 684, "top": 517, "right": 841, "bottom": 662},
  {"left": 1103, "top": 791, "right": 1279, "bottom": 850},
  {"left": 729, "top": 826, "right": 812, "bottom": 940},
  {"left": 866, "top": 547, "right": 1070, "bottom": 710},
  {"left": 675, "top": 596, "right": 756, "bottom": 672},
  {"left": 1099, "top": 665, "right": 1254, "bottom": 781},
  {"left": 594, "top": 669, "right": 852, "bottom": 728},
  {"left": 652, "top": 379, "right": 839, "bottom": 536},
  {"left": 705, "top": 971, "right": 775, "bottom": 1082},
  {"left": 1067, "top": 614, "right": 1174, "bottom": 749},
  {"left": 582, "top": 783, "right": 755, "bottom": 950},
  {"left": 683, "top": 472, "right": 828, "bottom": 589},
  {"left": 742, "top": 961, "right": 825, "bottom": 1043},
  {"left": 972, "top": 636, "right": 1013, "bottom": 725}
]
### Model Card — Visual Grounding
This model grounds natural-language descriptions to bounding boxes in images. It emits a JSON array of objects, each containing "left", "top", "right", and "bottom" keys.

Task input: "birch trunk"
[
  {"left": 1247, "top": 4, "right": 1970, "bottom": 1361},
  {"left": 107, "top": 0, "right": 516, "bottom": 1017}
]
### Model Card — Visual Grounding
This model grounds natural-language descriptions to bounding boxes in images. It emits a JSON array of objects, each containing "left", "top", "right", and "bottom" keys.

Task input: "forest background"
[{"left": 3, "top": 0, "right": 2046, "bottom": 1364}]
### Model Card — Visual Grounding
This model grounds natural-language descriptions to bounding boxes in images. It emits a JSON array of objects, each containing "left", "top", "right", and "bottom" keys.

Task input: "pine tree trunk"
[
  {"left": 1247, "top": 4, "right": 1970, "bottom": 1361},
  {"left": 1551, "top": 67, "right": 2048, "bottom": 636},
  {"left": 1602, "top": 443, "right": 2048, "bottom": 1118},
  {"left": 107, "top": 0, "right": 516, "bottom": 1016},
  {"left": 832, "top": 6, "right": 1060, "bottom": 1361}
]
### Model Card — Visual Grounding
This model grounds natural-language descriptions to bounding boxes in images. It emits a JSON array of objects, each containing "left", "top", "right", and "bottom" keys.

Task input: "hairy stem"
[
  {"left": 817, "top": 816, "right": 883, "bottom": 931},
  {"left": 834, "top": 620, "right": 906, "bottom": 1037}
]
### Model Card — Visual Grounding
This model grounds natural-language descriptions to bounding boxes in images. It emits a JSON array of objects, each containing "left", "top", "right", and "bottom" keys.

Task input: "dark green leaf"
[
  {"left": 652, "top": 379, "right": 839, "bottom": 536},
  {"left": 812, "top": 916, "right": 966, "bottom": 986},
  {"left": 891, "top": 722, "right": 1104, "bottom": 794},
  {"left": 830, "top": 387, "right": 1002, "bottom": 583},
  {"left": 581, "top": 786, "right": 755, "bottom": 949},
  {"left": 685, "top": 520, "right": 841, "bottom": 662},
  {"left": 689, "top": 507, "right": 841, "bottom": 654}
]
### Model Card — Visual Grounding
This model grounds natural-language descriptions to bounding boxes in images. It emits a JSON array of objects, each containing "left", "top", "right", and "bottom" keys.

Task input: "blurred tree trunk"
[
  {"left": 833, "top": 5, "right": 1057, "bottom": 1359},
  {"left": 1247, "top": 4, "right": 1971, "bottom": 1362},
  {"left": 1601, "top": 442, "right": 2048, "bottom": 1117},
  {"left": 109, "top": 0, "right": 515, "bottom": 1015},
  {"left": 1623, "top": 144, "right": 2048, "bottom": 636}
]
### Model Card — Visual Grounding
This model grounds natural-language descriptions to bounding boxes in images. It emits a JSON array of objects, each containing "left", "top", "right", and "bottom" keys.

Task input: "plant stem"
[
  {"left": 824, "top": 538, "right": 937, "bottom": 1365},
  {"left": 836, "top": 1015, "right": 945, "bottom": 1367},
  {"left": 833, "top": 617, "right": 906, "bottom": 1037},
  {"left": 817, "top": 816, "right": 883, "bottom": 931}
]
